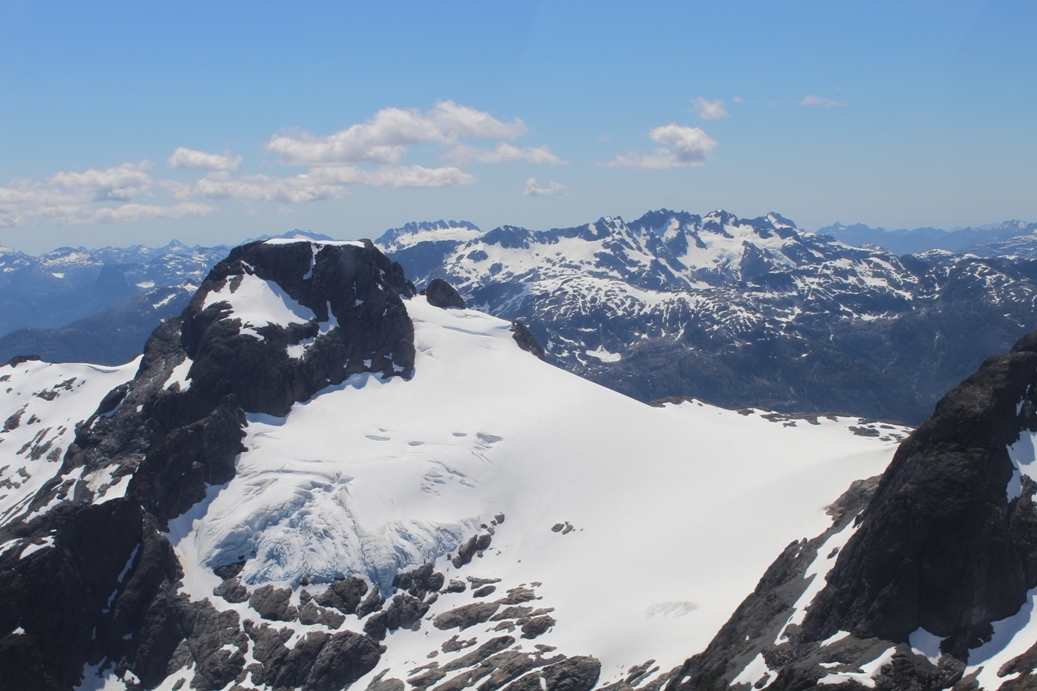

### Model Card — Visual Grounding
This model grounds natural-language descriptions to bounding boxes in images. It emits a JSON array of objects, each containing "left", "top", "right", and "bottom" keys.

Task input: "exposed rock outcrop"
[
  {"left": 805, "top": 333, "right": 1037, "bottom": 657},
  {"left": 425, "top": 278, "right": 466, "bottom": 309},
  {"left": 668, "top": 330, "right": 1037, "bottom": 691}
]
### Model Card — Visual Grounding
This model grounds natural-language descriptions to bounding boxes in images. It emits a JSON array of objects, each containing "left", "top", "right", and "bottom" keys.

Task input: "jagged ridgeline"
[
  {"left": 670, "top": 333, "right": 1037, "bottom": 690},
  {"left": 377, "top": 211, "right": 1037, "bottom": 425}
]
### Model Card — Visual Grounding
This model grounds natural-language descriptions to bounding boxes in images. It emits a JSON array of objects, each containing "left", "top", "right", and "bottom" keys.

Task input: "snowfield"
[
  {"left": 159, "top": 297, "right": 905, "bottom": 687},
  {"left": 0, "top": 358, "right": 139, "bottom": 530}
]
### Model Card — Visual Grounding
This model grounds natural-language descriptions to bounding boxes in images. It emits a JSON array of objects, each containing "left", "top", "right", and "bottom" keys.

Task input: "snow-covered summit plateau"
[{"left": 169, "top": 297, "right": 899, "bottom": 676}]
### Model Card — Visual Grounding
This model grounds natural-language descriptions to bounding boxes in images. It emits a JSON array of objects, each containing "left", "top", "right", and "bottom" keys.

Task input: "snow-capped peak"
[{"left": 376, "top": 220, "right": 482, "bottom": 249}]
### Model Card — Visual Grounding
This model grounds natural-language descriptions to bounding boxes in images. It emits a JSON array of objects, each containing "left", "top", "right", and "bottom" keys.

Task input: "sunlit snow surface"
[
  {"left": 1006, "top": 430, "right": 1037, "bottom": 502},
  {"left": 202, "top": 272, "right": 316, "bottom": 338},
  {"left": 167, "top": 298, "right": 902, "bottom": 681},
  {"left": 964, "top": 588, "right": 1037, "bottom": 688}
]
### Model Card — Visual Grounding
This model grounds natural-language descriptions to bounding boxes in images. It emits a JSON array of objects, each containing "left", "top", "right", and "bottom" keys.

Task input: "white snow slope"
[
  {"left": 0, "top": 358, "right": 139, "bottom": 530},
  {"left": 158, "top": 297, "right": 904, "bottom": 688}
]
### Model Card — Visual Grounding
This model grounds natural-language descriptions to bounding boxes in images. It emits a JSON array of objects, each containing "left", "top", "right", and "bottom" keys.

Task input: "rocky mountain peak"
[
  {"left": 801, "top": 332, "right": 1037, "bottom": 657},
  {"left": 670, "top": 329, "right": 1037, "bottom": 690},
  {"left": 376, "top": 220, "right": 481, "bottom": 249},
  {"left": 0, "top": 238, "right": 420, "bottom": 689}
]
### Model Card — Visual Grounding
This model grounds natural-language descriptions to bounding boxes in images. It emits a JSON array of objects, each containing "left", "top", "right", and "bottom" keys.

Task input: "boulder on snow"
[
  {"left": 424, "top": 278, "right": 466, "bottom": 309},
  {"left": 434, "top": 602, "right": 500, "bottom": 631},
  {"left": 510, "top": 321, "right": 545, "bottom": 360}
]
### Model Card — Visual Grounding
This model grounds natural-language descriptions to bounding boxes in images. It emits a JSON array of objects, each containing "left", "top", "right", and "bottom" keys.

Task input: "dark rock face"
[
  {"left": 316, "top": 575, "right": 369, "bottom": 616},
  {"left": 452, "top": 532, "right": 493, "bottom": 568},
  {"left": 0, "top": 239, "right": 416, "bottom": 690},
  {"left": 503, "top": 656, "right": 601, "bottom": 691},
  {"left": 250, "top": 585, "right": 298, "bottom": 622},
  {"left": 803, "top": 334, "right": 1037, "bottom": 656},
  {"left": 435, "top": 602, "right": 501, "bottom": 631},
  {"left": 383, "top": 593, "right": 430, "bottom": 631},
  {"left": 307, "top": 631, "right": 382, "bottom": 691},
  {"left": 393, "top": 563, "right": 445, "bottom": 600},
  {"left": 425, "top": 277, "right": 466, "bottom": 309},
  {"left": 521, "top": 615, "right": 555, "bottom": 639},
  {"left": 510, "top": 320, "right": 546, "bottom": 360},
  {"left": 180, "top": 240, "right": 415, "bottom": 417}
]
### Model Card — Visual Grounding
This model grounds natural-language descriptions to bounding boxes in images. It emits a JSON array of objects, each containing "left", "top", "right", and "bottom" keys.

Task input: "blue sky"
[{"left": 1, "top": 0, "right": 1034, "bottom": 253}]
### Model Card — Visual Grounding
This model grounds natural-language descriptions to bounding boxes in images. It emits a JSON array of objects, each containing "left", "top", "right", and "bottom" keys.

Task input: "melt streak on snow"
[{"left": 167, "top": 297, "right": 899, "bottom": 680}]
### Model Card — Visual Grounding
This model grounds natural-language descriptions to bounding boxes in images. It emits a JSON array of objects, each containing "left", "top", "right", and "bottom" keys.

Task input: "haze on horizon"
[{"left": 0, "top": 0, "right": 1034, "bottom": 254}]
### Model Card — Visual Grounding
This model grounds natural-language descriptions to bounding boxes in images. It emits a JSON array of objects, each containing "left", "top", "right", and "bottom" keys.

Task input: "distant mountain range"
[
  {"left": 378, "top": 210, "right": 1037, "bottom": 423},
  {"left": 0, "top": 231, "right": 330, "bottom": 364},
  {"left": 0, "top": 239, "right": 229, "bottom": 336},
  {"left": 6, "top": 217, "right": 1037, "bottom": 424},
  {"left": 817, "top": 219, "right": 1037, "bottom": 255}
]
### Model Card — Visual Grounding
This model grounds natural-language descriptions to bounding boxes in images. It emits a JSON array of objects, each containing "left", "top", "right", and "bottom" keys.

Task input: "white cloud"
[
  {"left": 0, "top": 101, "right": 547, "bottom": 227},
  {"left": 168, "top": 147, "right": 242, "bottom": 171},
  {"left": 693, "top": 97, "right": 728, "bottom": 120},
  {"left": 359, "top": 165, "right": 476, "bottom": 188},
  {"left": 0, "top": 162, "right": 215, "bottom": 227},
  {"left": 732, "top": 95, "right": 745, "bottom": 104},
  {"left": 160, "top": 179, "right": 195, "bottom": 200},
  {"left": 90, "top": 202, "right": 214, "bottom": 224},
  {"left": 195, "top": 172, "right": 341, "bottom": 204},
  {"left": 446, "top": 142, "right": 566, "bottom": 165},
  {"left": 605, "top": 124, "right": 718, "bottom": 169},
  {"left": 47, "top": 162, "right": 153, "bottom": 202},
  {"left": 196, "top": 165, "right": 475, "bottom": 204},
  {"left": 523, "top": 178, "right": 567, "bottom": 197},
  {"left": 267, "top": 100, "right": 527, "bottom": 166},
  {"left": 801, "top": 94, "right": 848, "bottom": 108},
  {"left": 428, "top": 100, "right": 528, "bottom": 140}
]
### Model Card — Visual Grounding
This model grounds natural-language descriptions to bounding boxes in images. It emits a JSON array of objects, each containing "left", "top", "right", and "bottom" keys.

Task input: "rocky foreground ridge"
[{"left": 670, "top": 332, "right": 1037, "bottom": 690}]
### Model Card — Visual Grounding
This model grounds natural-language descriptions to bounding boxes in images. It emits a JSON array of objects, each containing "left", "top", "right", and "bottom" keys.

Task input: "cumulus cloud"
[
  {"left": 168, "top": 147, "right": 242, "bottom": 171},
  {"left": 0, "top": 162, "right": 216, "bottom": 227},
  {"left": 605, "top": 124, "right": 718, "bottom": 169},
  {"left": 523, "top": 178, "right": 567, "bottom": 197},
  {"left": 357, "top": 165, "right": 476, "bottom": 188},
  {"left": 801, "top": 94, "right": 848, "bottom": 108},
  {"left": 90, "top": 202, "right": 214, "bottom": 223},
  {"left": 267, "top": 100, "right": 527, "bottom": 166},
  {"left": 194, "top": 172, "right": 342, "bottom": 204},
  {"left": 196, "top": 165, "right": 475, "bottom": 204},
  {"left": 693, "top": 97, "right": 728, "bottom": 120},
  {"left": 446, "top": 142, "right": 566, "bottom": 165},
  {"left": 48, "top": 162, "right": 153, "bottom": 202},
  {"left": 160, "top": 179, "right": 195, "bottom": 200},
  {"left": 0, "top": 101, "right": 553, "bottom": 227}
]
